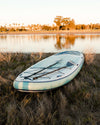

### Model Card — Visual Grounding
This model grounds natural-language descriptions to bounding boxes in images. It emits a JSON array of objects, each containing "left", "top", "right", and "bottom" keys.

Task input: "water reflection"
[
  {"left": 0, "top": 35, "right": 7, "bottom": 40},
  {"left": 0, "top": 34, "right": 100, "bottom": 53},
  {"left": 55, "top": 35, "right": 76, "bottom": 49}
]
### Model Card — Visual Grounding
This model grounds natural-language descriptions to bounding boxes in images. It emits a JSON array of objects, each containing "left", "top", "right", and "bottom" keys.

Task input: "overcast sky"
[{"left": 0, "top": 0, "right": 100, "bottom": 25}]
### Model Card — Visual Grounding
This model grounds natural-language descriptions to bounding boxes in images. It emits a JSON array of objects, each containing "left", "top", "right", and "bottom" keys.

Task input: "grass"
[{"left": 0, "top": 52, "right": 100, "bottom": 125}]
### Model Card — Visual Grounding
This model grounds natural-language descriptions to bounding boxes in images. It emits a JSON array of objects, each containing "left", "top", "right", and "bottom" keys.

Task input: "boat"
[{"left": 13, "top": 51, "right": 84, "bottom": 92}]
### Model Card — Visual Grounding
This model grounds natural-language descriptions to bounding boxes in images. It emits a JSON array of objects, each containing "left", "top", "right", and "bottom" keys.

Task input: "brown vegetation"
[
  {"left": 84, "top": 48, "right": 96, "bottom": 64},
  {"left": 0, "top": 52, "right": 100, "bottom": 125},
  {"left": 0, "top": 16, "right": 100, "bottom": 32}
]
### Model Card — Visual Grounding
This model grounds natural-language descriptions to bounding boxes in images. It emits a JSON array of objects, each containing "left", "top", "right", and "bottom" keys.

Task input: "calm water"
[{"left": 0, "top": 34, "right": 100, "bottom": 53}]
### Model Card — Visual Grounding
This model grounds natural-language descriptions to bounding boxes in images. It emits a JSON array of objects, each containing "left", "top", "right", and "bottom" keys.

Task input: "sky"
[{"left": 0, "top": 0, "right": 100, "bottom": 25}]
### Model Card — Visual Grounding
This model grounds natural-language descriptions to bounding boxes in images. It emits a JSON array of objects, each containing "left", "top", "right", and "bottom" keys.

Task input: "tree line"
[{"left": 0, "top": 16, "right": 100, "bottom": 32}]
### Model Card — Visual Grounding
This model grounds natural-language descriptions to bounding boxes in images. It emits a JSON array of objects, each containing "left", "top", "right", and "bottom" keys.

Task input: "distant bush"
[
  {"left": 0, "top": 26, "right": 7, "bottom": 32},
  {"left": 9, "top": 28, "right": 15, "bottom": 32}
]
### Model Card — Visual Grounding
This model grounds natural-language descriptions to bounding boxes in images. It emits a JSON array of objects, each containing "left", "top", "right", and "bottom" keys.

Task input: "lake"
[{"left": 0, "top": 34, "right": 100, "bottom": 53}]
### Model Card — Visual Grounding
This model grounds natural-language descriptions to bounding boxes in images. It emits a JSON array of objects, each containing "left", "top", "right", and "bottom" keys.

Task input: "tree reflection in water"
[{"left": 55, "top": 34, "right": 76, "bottom": 49}]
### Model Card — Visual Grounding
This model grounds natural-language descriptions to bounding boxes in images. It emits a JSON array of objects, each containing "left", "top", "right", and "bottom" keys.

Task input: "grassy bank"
[
  {"left": 0, "top": 29, "right": 100, "bottom": 35},
  {"left": 0, "top": 52, "right": 100, "bottom": 125}
]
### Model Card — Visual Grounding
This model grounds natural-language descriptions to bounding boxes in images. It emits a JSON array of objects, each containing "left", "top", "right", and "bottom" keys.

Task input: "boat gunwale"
[{"left": 14, "top": 55, "right": 84, "bottom": 83}]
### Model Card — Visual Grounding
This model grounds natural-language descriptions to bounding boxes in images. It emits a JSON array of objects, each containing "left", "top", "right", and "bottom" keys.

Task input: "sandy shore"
[{"left": 0, "top": 30, "right": 100, "bottom": 35}]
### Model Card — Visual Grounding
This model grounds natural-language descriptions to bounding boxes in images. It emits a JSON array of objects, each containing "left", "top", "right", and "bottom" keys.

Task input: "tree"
[
  {"left": 9, "top": 24, "right": 11, "bottom": 27},
  {"left": 54, "top": 16, "right": 63, "bottom": 30},
  {"left": 81, "top": 24, "right": 86, "bottom": 29},
  {"left": 13, "top": 23, "right": 15, "bottom": 27},
  {"left": 69, "top": 19, "right": 75, "bottom": 30},
  {"left": 9, "top": 28, "right": 15, "bottom": 32},
  {"left": 90, "top": 23, "right": 93, "bottom": 29},
  {"left": 0, "top": 26, "right": 7, "bottom": 32},
  {"left": 76, "top": 24, "right": 81, "bottom": 30},
  {"left": 62, "top": 17, "right": 70, "bottom": 30},
  {"left": 42, "top": 25, "right": 51, "bottom": 31}
]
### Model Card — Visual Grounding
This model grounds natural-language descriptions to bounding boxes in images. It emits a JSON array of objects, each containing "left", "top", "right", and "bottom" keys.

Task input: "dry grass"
[
  {"left": 0, "top": 52, "right": 100, "bottom": 125},
  {"left": 84, "top": 48, "right": 96, "bottom": 64}
]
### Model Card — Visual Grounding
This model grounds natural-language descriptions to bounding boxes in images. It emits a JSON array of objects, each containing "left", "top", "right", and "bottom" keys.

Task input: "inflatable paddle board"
[{"left": 13, "top": 51, "right": 84, "bottom": 92}]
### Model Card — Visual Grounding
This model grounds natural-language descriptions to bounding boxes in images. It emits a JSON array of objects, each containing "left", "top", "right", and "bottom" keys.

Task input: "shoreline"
[{"left": 0, "top": 30, "right": 100, "bottom": 35}]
